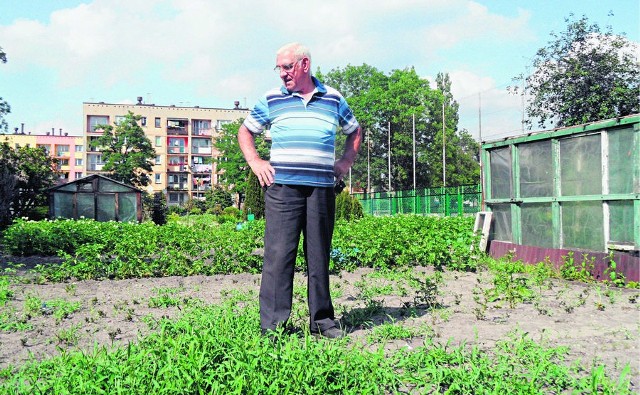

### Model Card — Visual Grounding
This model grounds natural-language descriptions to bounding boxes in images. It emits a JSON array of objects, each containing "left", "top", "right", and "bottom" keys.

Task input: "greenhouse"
[
  {"left": 47, "top": 174, "right": 142, "bottom": 222},
  {"left": 481, "top": 114, "right": 639, "bottom": 281}
]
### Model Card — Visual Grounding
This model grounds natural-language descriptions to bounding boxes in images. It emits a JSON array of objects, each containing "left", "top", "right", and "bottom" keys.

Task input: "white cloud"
[{"left": 0, "top": 0, "right": 545, "bottom": 134}]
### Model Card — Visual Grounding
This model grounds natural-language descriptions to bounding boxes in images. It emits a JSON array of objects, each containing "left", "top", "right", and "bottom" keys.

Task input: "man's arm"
[
  {"left": 334, "top": 126, "right": 362, "bottom": 181},
  {"left": 238, "top": 124, "right": 275, "bottom": 187}
]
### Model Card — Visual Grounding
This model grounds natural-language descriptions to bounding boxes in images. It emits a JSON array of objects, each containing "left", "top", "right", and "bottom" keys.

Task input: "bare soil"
[{"left": 1, "top": 256, "right": 639, "bottom": 390}]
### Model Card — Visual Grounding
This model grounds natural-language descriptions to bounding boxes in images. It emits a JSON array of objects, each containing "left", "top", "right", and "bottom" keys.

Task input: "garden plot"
[{"left": 1, "top": 262, "right": 638, "bottom": 393}]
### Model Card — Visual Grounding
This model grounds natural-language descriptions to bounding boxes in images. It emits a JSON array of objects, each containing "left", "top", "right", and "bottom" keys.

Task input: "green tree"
[
  {"left": 319, "top": 65, "right": 479, "bottom": 191},
  {"left": 142, "top": 191, "right": 168, "bottom": 225},
  {"left": 243, "top": 170, "right": 265, "bottom": 219},
  {"left": 0, "top": 141, "right": 59, "bottom": 227},
  {"left": 335, "top": 191, "right": 363, "bottom": 221},
  {"left": 91, "top": 111, "right": 156, "bottom": 188},
  {"left": 512, "top": 14, "right": 640, "bottom": 129},
  {"left": 214, "top": 119, "right": 269, "bottom": 204},
  {"left": 0, "top": 46, "right": 10, "bottom": 133},
  {"left": 204, "top": 185, "right": 233, "bottom": 214}
]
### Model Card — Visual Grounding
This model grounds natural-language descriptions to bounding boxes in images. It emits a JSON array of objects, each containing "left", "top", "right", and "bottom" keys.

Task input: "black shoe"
[{"left": 311, "top": 327, "right": 345, "bottom": 339}]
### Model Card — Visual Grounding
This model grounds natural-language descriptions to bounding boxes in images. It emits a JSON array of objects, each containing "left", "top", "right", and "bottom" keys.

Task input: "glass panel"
[
  {"left": 489, "top": 147, "right": 511, "bottom": 199},
  {"left": 96, "top": 194, "right": 116, "bottom": 222},
  {"left": 519, "top": 140, "right": 553, "bottom": 197},
  {"left": 608, "top": 127, "right": 636, "bottom": 194},
  {"left": 77, "top": 193, "right": 95, "bottom": 219},
  {"left": 78, "top": 182, "right": 94, "bottom": 192},
  {"left": 489, "top": 203, "right": 512, "bottom": 242},
  {"left": 521, "top": 203, "right": 553, "bottom": 247},
  {"left": 562, "top": 201, "right": 603, "bottom": 250},
  {"left": 118, "top": 194, "right": 137, "bottom": 223},
  {"left": 99, "top": 178, "right": 134, "bottom": 192},
  {"left": 57, "top": 183, "right": 77, "bottom": 192},
  {"left": 609, "top": 201, "right": 634, "bottom": 243},
  {"left": 560, "top": 134, "right": 602, "bottom": 196},
  {"left": 53, "top": 193, "right": 74, "bottom": 218}
]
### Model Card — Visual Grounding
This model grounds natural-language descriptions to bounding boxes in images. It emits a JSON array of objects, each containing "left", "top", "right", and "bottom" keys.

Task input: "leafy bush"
[
  {"left": 222, "top": 206, "right": 241, "bottom": 219},
  {"left": 335, "top": 191, "right": 364, "bottom": 221},
  {"left": 330, "top": 215, "right": 478, "bottom": 272},
  {"left": 1, "top": 215, "right": 477, "bottom": 280},
  {"left": 184, "top": 198, "right": 207, "bottom": 214},
  {"left": 167, "top": 205, "right": 187, "bottom": 216},
  {"left": 205, "top": 185, "right": 233, "bottom": 213}
]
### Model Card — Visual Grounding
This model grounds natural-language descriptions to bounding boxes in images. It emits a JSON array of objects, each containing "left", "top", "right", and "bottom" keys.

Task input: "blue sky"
[{"left": 0, "top": 0, "right": 638, "bottom": 140}]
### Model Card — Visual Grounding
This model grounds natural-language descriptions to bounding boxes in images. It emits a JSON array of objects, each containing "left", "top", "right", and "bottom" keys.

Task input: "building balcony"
[
  {"left": 167, "top": 164, "right": 189, "bottom": 172},
  {"left": 192, "top": 128, "right": 213, "bottom": 137},
  {"left": 88, "top": 164, "right": 105, "bottom": 171},
  {"left": 192, "top": 146, "right": 212, "bottom": 155},
  {"left": 191, "top": 164, "right": 212, "bottom": 173},
  {"left": 167, "top": 127, "right": 188, "bottom": 136},
  {"left": 168, "top": 184, "right": 189, "bottom": 191},
  {"left": 192, "top": 185, "right": 211, "bottom": 192},
  {"left": 168, "top": 146, "right": 186, "bottom": 154}
]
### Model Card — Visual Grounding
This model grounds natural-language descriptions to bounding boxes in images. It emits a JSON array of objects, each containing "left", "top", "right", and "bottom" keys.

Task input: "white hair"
[{"left": 276, "top": 42, "right": 312, "bottom": 64}]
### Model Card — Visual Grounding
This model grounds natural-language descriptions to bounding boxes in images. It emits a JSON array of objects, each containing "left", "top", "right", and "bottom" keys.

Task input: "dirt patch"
[{"left": 1, "top": 257, "right": 639, "bottom": 389}]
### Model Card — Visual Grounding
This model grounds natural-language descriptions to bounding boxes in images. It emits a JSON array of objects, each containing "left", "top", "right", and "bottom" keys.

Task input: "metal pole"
[
  {"left": 367, "top": 129, "right": 370, "bottom": 196},
  {"left": 412, "top": 113, "right": 416, "bottom": 191},
  {"left": 442, "top": 101, "right": 446, "bottom": 187},
  {"left": 388, "top": 121, "right": 391, "bottom": 192}
]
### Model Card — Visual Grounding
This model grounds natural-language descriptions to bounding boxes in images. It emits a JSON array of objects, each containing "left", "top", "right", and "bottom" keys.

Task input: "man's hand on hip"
[{"left": 249, "top": 158, "right": 275, "bottom": 187}]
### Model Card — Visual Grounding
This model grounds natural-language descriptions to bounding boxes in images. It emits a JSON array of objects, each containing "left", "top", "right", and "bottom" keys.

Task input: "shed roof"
[{"left": 47, "top": 174, "right": 144, "bottom": 193}]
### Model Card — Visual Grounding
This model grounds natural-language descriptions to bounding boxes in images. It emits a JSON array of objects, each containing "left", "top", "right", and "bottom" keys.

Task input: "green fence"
[{"left": 353, "top": 184, "right": 482, "bottom": 216}]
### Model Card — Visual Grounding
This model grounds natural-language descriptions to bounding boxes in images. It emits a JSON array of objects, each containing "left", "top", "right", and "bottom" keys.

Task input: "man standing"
[{"left": 238, "top": 42, "right": 361, "bottom": 338}]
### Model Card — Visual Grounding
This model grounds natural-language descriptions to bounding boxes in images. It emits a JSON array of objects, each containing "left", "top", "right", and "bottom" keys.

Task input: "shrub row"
[{"left": 1, "top": 215, "right": 477, "bottom": 281}]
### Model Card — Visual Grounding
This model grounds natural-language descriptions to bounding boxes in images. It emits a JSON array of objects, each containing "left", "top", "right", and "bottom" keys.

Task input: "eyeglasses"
[{"left": 274, "top": 59, "right": 302, "bottom": 73}]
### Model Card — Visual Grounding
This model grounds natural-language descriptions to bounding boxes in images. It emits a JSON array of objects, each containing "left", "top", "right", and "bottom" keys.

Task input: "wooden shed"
[{"left": 47, "top": 174, "right": 143, "bottom": 222}]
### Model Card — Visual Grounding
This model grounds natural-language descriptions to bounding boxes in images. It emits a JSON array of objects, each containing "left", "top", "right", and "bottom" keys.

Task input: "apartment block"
[
  {"left": 83, "top": 99, "right": 249, "bottom": 205},
  {"left": 0, "top": 129, "right": 85, "bottom": 183}
]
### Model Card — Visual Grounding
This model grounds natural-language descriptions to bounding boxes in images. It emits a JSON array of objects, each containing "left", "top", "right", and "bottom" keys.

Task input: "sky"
[{"left": 0, "top": 0, "right": 638, "bottom": 141}]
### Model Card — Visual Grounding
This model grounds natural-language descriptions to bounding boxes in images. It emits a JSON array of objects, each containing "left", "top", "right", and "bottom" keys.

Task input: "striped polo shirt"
[{"left": 243, "top": 76, "right": 359, "bottom": 187}]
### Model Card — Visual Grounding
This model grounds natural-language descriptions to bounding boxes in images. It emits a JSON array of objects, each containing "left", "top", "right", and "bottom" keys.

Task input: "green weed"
[{"left": 0, "top": 294, "right": 631, "bottom": 394}]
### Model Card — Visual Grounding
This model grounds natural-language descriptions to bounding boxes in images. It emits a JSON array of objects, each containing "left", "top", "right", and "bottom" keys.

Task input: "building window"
[
  {"left": 193, "top": 119, "right": 211, "bottom": 135},
  {"left": 59, "top": 159, "right": 69, "bottom": 166},
  {"left": 155, "top": 136, "right": 162, "bottom": 146},
  {"left": 115, "top": 115, "right": 126, "bottom": 125},
  {"left": 155, "top": 117, "right": 161, "bottom": 128},
  {"left": 88, "top": 115, "right": 109, "bottom": 132},
  {"left": 74, "top": 172, "right": 83, "bottom": 179},
  {"left": 37, "top": 144, "right": 51, "bottom": 155},
  {"left": 75, "top": 158, "right": 83, "bottom": 166},
  {"left": 56, "top": 145, "right": 70, "bottom": 156},
  {"left": 155, "top": 155, "right": 162, "bottom": 165},
  {"left": 75, "top": 145, "right": 84, "bottom": 152},
  {"left": 155, "top": 173, "right": 162, "bottom": 184},
  {"left": 141, "top": 117, "right": 147, "bottom": 126}
]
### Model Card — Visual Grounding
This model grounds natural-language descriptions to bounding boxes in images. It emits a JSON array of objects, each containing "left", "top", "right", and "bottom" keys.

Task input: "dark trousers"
[{"left": 260, "top": 184, "right": 336, "bottom": 333}]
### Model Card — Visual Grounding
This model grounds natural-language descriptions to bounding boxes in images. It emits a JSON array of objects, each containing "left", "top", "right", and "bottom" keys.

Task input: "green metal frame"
[
  {"left": 481, "top": 114, "right": 640, "bottom": 252},
  {"left": 353, "top": 184, "right": 481, "bottom": 217}
]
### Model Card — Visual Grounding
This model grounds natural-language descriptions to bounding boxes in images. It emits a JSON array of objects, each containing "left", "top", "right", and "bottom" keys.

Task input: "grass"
[{"left": 0, "top": 292, "right": 631, "bottom": 394}]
